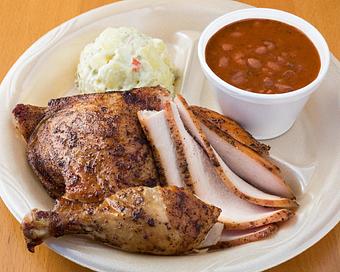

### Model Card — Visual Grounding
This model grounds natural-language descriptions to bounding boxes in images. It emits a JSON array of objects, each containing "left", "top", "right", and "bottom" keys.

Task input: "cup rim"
[{"left": 198, "top": 8, "right": 330, "bottom": 101}]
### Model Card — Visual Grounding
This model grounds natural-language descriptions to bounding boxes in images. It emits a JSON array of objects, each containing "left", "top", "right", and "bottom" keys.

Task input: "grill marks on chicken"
[
  {"left": 22, "top": 186, "right": 221, "bottom": 255},
  {"left": 13, "top": 87, "right": 170, "bottom": 201}
]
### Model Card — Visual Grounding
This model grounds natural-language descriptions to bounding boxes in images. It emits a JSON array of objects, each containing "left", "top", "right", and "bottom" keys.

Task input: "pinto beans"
[
  {"left": 267, "top": 61, "right": 281, "bottom": 71},
  {"left": 263, "top": 77, "right": 274, "bottom": 87},
  {"left": 231, "top": 71, "right": 246, "bottom": 85},
  {"left": 230, "top": 31, "right": 243, "bottom": 37},
  {"left": 264, "top": 41, "right": 275, "bottom": 50},
  {"left": 255, "top": 46, "right": 267, "bottom": 55},
  {"left": 218, "top": 56, "right": 229, "bottom": 68},
  {"left": 205, "top": 19, "right": 320, "bottom": 94},
  {"left": 222, "top": 43, "right": 233, "bottom": 51},
  {"left": 275, "top": 83, "right": 293, "bottom": 92},
  {"left": 247, "top": 58, "right": 262, "bottom": 69}
]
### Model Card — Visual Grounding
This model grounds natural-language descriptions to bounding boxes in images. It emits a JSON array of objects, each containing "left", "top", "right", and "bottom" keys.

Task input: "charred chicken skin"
[
  {"left": 22, "top": 186, "right": 221, "bottom": 255},
  {"left": 12, "top": 87, "right": 170, "bottom": 202}
]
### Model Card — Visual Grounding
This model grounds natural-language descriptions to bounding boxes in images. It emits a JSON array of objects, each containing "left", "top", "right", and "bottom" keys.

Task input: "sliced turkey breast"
[
  {"left": 138, "top": 110, "right": 186, "bottom": 189},
  {"left": 211, "top": 224, "right": 278, "bottom": 249},
  {"left": 190, "top": 105, "right": 270, "bottom": 155},
  {"left": 200, "top": 120, "right": 294, "bottom": 199},
  {"left": 165, "top": 101, "right": 293, "bottom": 230},
  {"left": 174, "top": 95, "right": 296, "bottom": 208}
]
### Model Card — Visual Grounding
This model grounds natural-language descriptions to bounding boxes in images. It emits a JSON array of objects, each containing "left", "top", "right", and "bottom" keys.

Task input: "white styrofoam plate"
[{"left": 0, "top": 0, "right": 339, "bottom": 271}]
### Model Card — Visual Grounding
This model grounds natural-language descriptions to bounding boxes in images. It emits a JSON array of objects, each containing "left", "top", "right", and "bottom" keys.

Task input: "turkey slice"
[
  {"left": 211, "top": 224, "right": 278, "bottom": 249},
  {"left": 138, "top": 110, "right": 187, "bottom": 189},
  {"left": 165, "top": 102, "right": 293, "bottom": 229},
  {"left": 174, "top": 95, "right": 296, "bottom": 208},
  {"left": 201, "top": 121, "right": 294, "bottom": 199},
  {"left": 139, "top": 111, "right": 222, "bottom": 249},
  {"left": 190, "top": 105, "right": 270, "bottom": 155}
]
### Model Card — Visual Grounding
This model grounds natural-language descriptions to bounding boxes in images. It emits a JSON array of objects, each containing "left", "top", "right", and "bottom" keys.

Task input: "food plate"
[{"left": 0, "top": 0, "right": 339, "bottom": 271}]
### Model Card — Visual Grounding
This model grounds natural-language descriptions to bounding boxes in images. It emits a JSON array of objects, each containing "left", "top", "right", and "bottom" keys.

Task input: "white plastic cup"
[{"left": 198, "top": 8, "right": 330, "bottom": 139}]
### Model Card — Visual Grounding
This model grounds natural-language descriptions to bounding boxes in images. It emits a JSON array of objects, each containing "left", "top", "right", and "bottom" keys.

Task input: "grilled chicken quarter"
[{"left": 12, "top": 87, "right": 170, "bottom": 202}]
